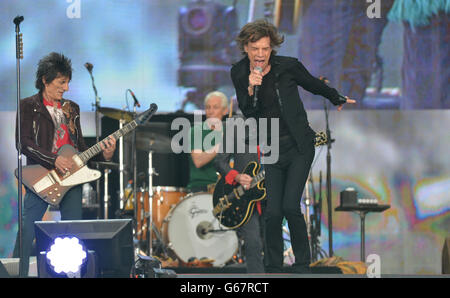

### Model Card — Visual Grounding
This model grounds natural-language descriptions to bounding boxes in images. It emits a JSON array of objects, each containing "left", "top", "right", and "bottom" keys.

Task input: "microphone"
[
  {"left": 149, "top": 103, "right": 158, "bottom": 113},
  {"left": 84, "top": 62, "right": 93, "bottom": 73},
  {"left": 13, "top": 16, "right": 24, "bottom": 26},
  {"left": 253, "top": 66, "right": 262, "bottom": 108},
  {"left": 128, "top": 89, "right": 141, "bottom": 108}
]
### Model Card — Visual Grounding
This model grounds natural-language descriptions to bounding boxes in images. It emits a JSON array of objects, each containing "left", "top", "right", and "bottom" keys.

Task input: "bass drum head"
[{"left": 163, "top": 192, "right": 238, "bottom": 267}]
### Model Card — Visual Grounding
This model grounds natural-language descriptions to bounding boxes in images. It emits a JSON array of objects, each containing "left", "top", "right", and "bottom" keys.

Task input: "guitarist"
[
  {"left": 214, "top": 114, "right": 265, "bottom": 274},
  {"left": 13, "top": 52, "right": 116, "bottom": 276}
]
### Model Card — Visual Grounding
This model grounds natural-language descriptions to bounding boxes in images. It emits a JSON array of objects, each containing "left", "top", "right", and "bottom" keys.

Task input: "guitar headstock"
[
  {"left": 135, "top": 103, "right": 158, "bottom": 125},
  {"left": 314, "top": 131, "right": 328, "bottom": 147}
]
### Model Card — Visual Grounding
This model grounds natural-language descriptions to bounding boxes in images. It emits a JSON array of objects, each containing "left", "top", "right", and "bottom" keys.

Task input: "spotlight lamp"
[{"left": 45, "top": 237, "right": 87, "bottom": 277}]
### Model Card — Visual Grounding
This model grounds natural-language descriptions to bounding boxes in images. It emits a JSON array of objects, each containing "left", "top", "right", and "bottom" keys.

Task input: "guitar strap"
[
  {"left": 256, "top": 145, "right": 262, "bottom": 216},
  {"left": 61, "top": 99, "right": 79, "bottom": 149}
]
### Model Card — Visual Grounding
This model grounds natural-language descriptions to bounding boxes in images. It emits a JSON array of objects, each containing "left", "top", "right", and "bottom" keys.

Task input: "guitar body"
[
  {"left": 16, "top": 145, "right": 101, "bottom": 206},
  {"left": 212, "top": 161, "right": 266, "bottom": 229}
]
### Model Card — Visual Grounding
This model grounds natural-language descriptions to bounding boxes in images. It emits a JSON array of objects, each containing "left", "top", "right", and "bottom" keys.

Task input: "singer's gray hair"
[
  {"left": 204, "top": 91, "right": 229, "bottom": 109},
  {"left": 35, "top": 52, "right": 72, "bottom": 92}
]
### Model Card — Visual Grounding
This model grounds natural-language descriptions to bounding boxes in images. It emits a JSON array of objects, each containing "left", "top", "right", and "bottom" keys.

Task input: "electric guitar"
[
  {"left": 212, "top": 131, "right": 328, "bottom": 229},
  {"left": 15, "top": 104, "right": 158, "bottom": 206},
  {"left": 212, "top": 161, "right": 266, "bottom": 229}
]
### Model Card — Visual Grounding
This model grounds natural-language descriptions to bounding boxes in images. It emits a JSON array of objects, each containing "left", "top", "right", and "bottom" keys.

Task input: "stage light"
[
  {"left": 46, "top": 237, "right": 87, "bottom": 276},
  {"left": 177, "top": 0, "right": 240, "bottom": 109},
  {"left": 35, "top": 219, "right": 133, "bottom": 278}
]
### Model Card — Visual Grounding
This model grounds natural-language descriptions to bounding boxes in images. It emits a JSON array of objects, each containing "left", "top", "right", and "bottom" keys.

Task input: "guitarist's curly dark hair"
[{"left": 35, "top": 52, "right": 72, "bottom": 92}]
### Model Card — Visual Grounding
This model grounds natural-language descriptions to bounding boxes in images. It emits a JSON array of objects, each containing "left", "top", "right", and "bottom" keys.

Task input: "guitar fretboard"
[
  {"left": 78, "top": 120, "right": 138, "bottom": 163},
  {"left": 250, "top": 170, "right": 265, "bottom": 188}
]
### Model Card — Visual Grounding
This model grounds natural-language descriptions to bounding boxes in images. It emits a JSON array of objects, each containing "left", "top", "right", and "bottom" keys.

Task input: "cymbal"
[
  {"left": 92, "top": 161, "right": 120, "bottom": 169},
  {"left": 135, "top": 131, "right": 173, "bottom": 153},
  {"left": 98, "top": 107, "right": 134, "bottom": 122}
]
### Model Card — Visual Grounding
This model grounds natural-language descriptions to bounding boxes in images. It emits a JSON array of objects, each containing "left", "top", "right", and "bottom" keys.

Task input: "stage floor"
[{"left": 1, "top": 258, "right": 448, "bottom": 278}]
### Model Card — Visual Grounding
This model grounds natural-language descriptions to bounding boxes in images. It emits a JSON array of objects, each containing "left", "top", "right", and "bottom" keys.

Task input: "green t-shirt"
[{"left": 187, "top": 123, "right": 222, "bottom": 190}]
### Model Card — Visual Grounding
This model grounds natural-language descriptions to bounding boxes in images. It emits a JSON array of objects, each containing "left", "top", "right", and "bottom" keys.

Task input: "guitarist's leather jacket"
[{"left": 16, "top": 93, "right": 104, "bottom": 169}]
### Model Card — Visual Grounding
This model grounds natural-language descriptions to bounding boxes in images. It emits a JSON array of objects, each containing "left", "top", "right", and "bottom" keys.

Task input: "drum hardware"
[
  {"left": 135, "top": 131, "right": 172, "bottom": 153},
  {"left": 81, "top": 183, "right": 98, "bottom": 208},
  {"left": 197, "top": 222, "right": 214, "bottom": 240},
  {"left": 133, "top": 124, "right": 173, "bottom": 256},
  {"left": 97, "top": 106, "right": 134, "bottom": 218},
  {"left": 92, "top": 161, "right": 120, "bottom": 219},
  {"left": 198, "top": 224, "right": 234, "bottom": 237},
  {"left": 118, "top": 119, "right": 125, "bottom": 210},
  {"left": 103, "top": 168, "right": 111, "bottom": 219},
  {"left": 135, "top": 187, "right": 187, "bottom": 257},
  {"left": 147, "top": 149, "right": 157, "bottom": 256},
  {"left": 99, "top": 105, "right": 140, "bottom": 245},
  {"left": 98, "top": 106, "right": 134, "bottom": 122}
]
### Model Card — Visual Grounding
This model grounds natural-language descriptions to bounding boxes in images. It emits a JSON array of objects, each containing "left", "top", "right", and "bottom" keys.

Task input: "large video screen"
[{"left": 1, "top": 0, "right": 448, "bottom": 113}]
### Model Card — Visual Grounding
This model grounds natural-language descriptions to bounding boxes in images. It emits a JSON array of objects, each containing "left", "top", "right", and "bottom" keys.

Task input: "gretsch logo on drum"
[{"left": 189, "top": 203, "right": 207, "bottom": 219}]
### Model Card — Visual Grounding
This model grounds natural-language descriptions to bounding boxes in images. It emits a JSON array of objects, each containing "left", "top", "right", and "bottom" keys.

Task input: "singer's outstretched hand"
[{"left": 337, "top": 96, "right": 356, "bottom": 111}]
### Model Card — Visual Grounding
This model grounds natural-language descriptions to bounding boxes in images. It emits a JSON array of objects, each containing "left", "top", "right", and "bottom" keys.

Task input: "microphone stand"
[
  {"left": 86, "top": 65, "right": 102, "bottom": 218},
  {"left": 131, "top": 104, "right": 138, "bottom": 250},
  {"left": 323, "top": 99, "right": 334, "bottom": 257},
  {"left": 14, "top": 15, "right": 25, "bottom": 277}
]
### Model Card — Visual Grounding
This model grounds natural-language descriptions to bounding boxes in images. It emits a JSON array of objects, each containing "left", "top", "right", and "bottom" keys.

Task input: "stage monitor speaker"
[
  {"left": 443, "top": 237, "right": 450, "bottom": 274},
  {"left": 0, "top": 261, "right": 10, "bottom": 278}
]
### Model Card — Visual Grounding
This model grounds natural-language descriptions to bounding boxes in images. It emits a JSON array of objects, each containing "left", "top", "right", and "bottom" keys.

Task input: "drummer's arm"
[{"left": 191, "top": 144, "right": 220, "bottom": 168}]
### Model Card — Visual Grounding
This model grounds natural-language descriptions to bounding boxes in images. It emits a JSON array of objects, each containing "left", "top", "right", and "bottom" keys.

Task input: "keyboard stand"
[{"left": 335, "top": 204, "right": 390, "bottom": 262}]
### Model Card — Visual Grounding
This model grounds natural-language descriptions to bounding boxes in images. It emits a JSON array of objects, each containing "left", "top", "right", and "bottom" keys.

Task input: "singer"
[
  {"left": 13, "top": 52, "right": 116, "bottom": 276},
  {"left": 230, "top": 19, "right": 355, "bottom": 273}
]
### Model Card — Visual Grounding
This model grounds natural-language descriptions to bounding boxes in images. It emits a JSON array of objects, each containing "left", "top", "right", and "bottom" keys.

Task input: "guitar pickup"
[
  {"left": 49, "top": 170, "right": 62, "bottom": 184},
  {"left": 33, "top": 173, "right": 57, "bottom": 194},
  {"left": 72, "top": 154, "right": 84, "bottom": 167},
  {"left": 213, "top": 196, "right": 232, "bottom": 216}
]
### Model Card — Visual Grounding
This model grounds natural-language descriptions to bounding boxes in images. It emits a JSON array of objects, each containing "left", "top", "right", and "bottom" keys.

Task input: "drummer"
[{"left": 186, "top": 91, "right": 228, "bottom": 192}]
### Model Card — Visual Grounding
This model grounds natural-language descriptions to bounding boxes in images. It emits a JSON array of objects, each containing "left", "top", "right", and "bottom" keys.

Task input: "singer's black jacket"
[{"left": 230, "top": 55, "right": 345, "bottom": 154}]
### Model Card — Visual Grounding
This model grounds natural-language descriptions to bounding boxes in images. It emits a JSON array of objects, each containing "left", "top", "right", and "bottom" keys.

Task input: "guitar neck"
[
  {"left": 78, "top": 120, "right": 138, "bottom": 163},
  {"left": 249, "top": 170, "right": 265, "bottom": 188}
]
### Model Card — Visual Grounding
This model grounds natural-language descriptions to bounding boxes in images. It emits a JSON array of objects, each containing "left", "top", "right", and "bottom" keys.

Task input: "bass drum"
[
  {"left": 135, "top": 187, "right": 187, "bottom": 241},
  {"left": 161, "top": 192, "right": 238, "bottom": 267}
]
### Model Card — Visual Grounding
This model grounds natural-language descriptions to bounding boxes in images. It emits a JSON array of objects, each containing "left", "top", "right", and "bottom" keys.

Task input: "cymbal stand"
[
  {"left": 103, "top": 168, "right": 111, "bottom": 219},
  {"left": 118, "top": 119, "right": 125, "bottom": 210},
  {"left": 147, "top": 148, "right": 159, "bottom": 256}
]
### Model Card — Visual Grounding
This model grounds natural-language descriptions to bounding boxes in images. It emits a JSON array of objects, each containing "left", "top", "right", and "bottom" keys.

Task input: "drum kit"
[{"left": 85, "top": 106, "right": 239, "bottom": 267}]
